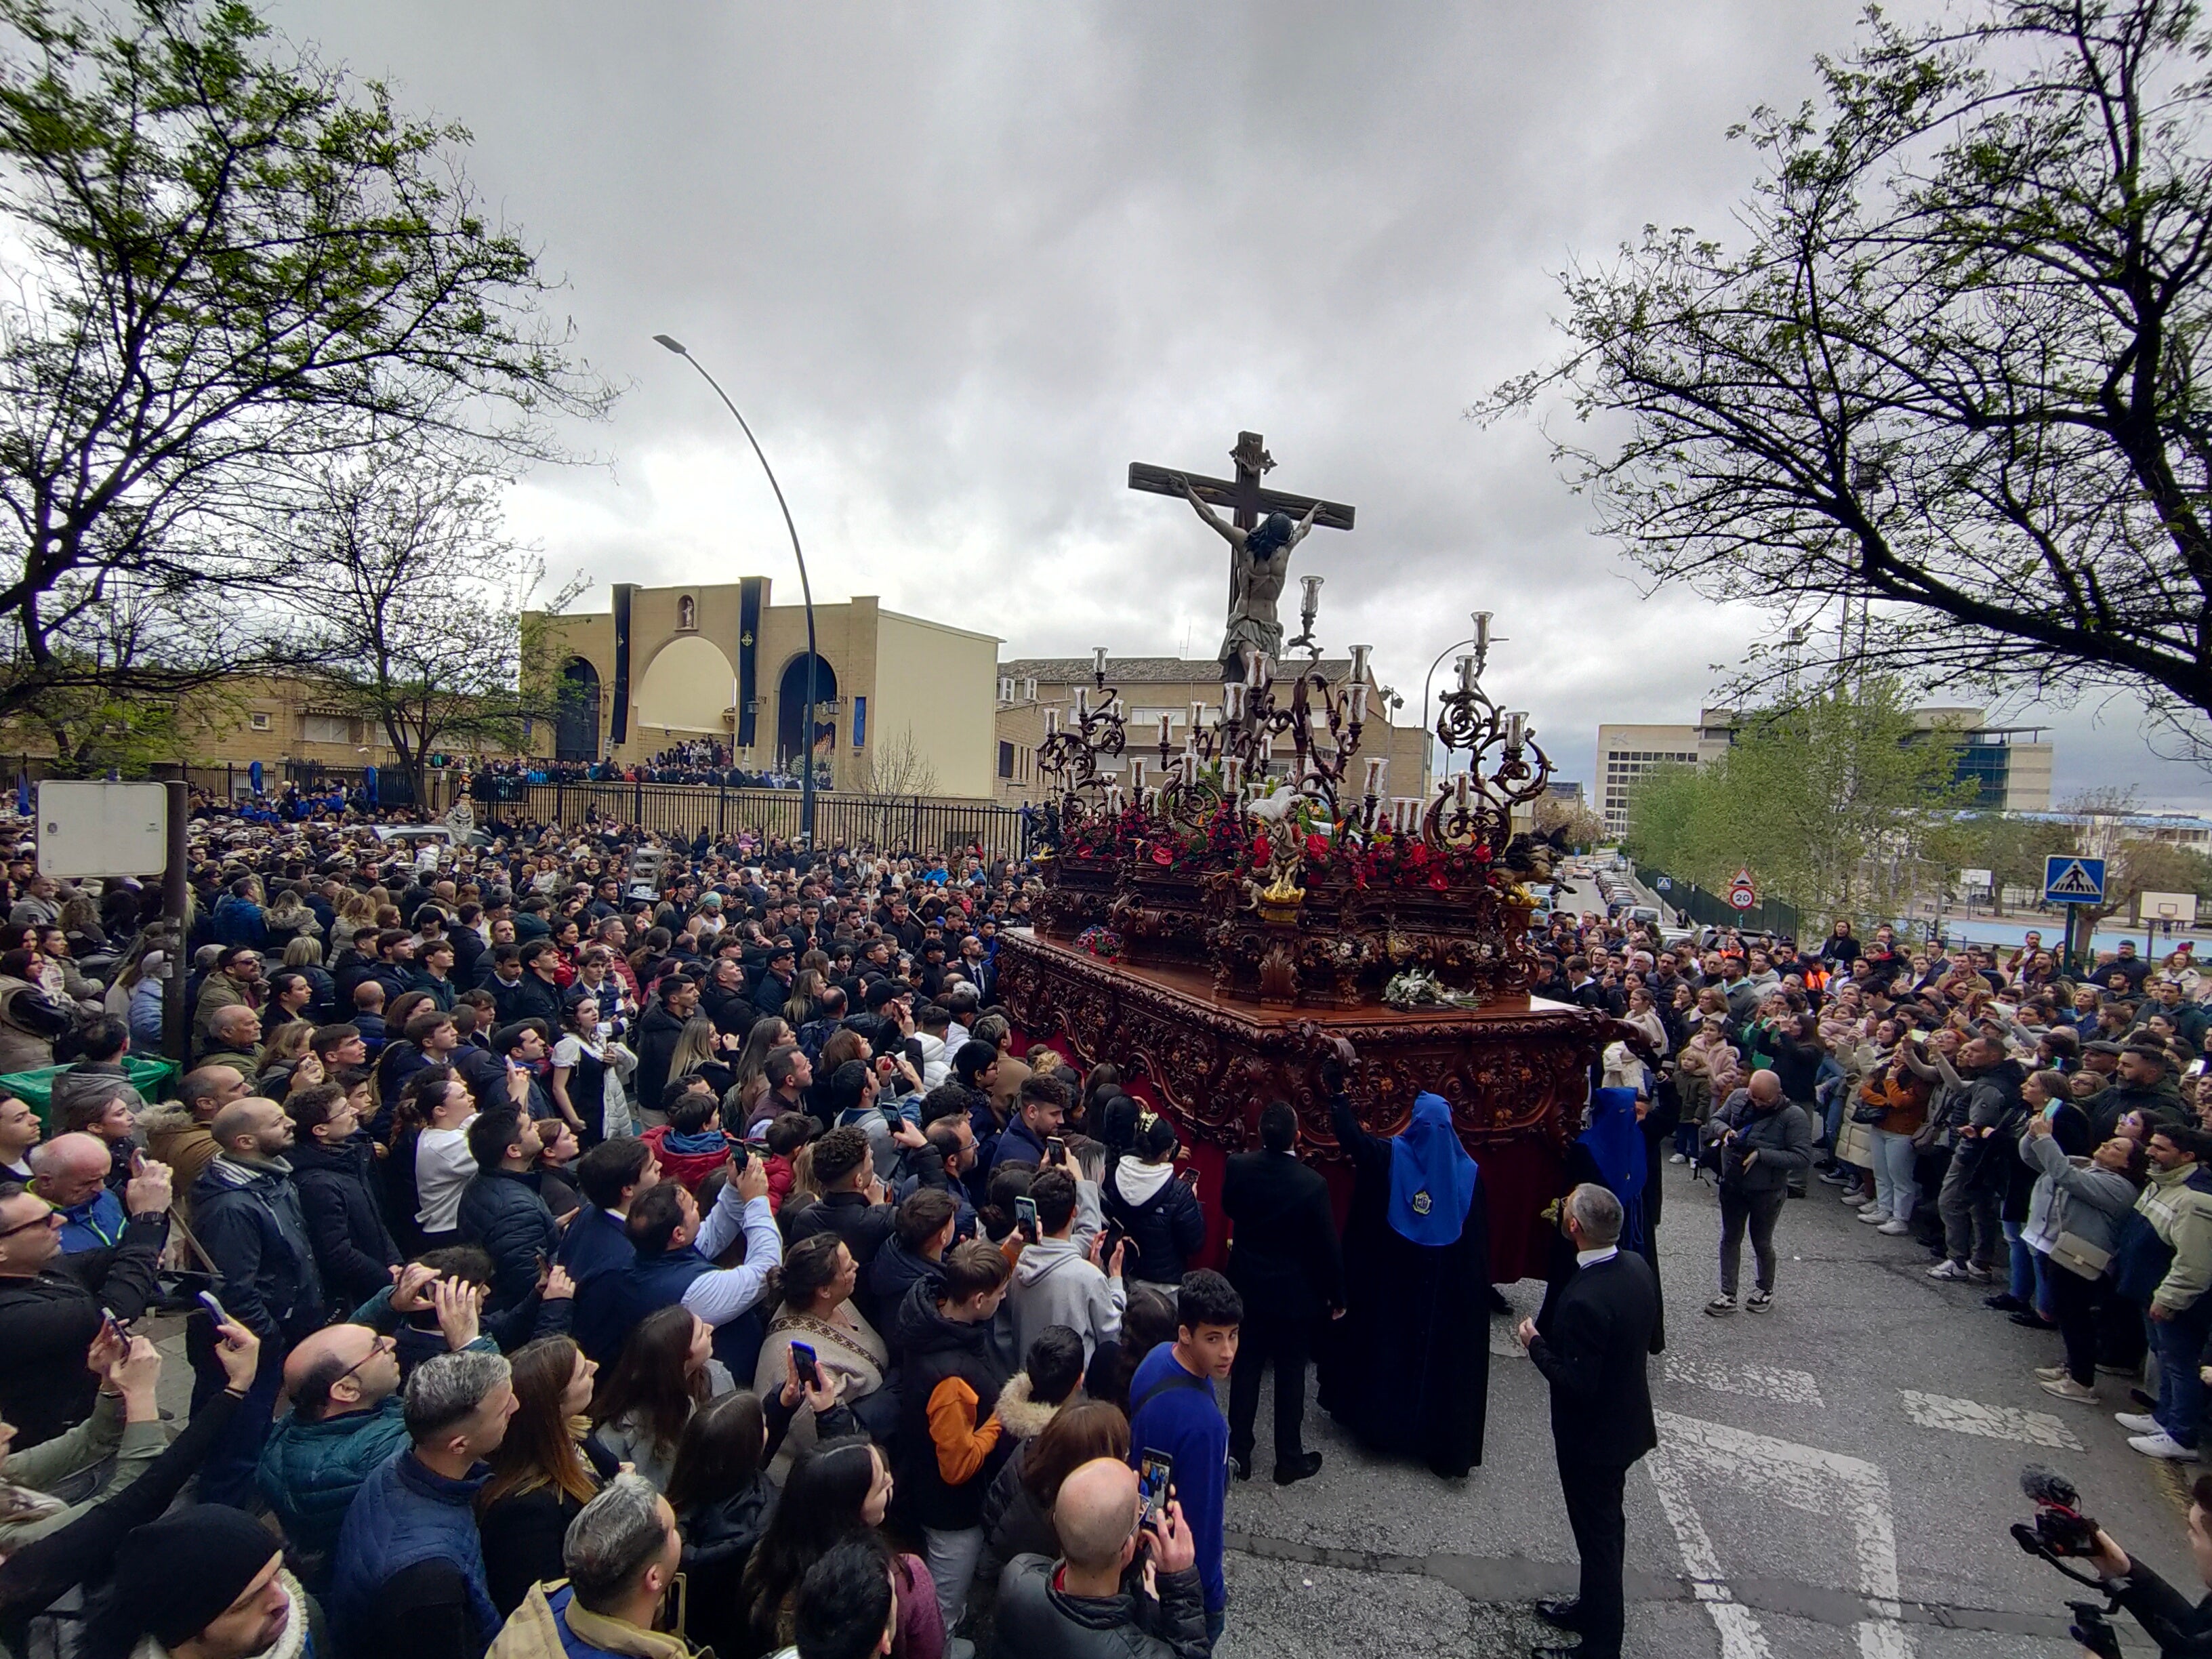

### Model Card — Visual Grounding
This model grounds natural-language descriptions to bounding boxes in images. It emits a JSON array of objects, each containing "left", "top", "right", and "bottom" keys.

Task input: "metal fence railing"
[
  {"left": 282, "top": 761, "right": 417, "bottom": 807},
  {"left": 472, "top": 777, "right": 1033, "bottom": 861},
  {"left": 1637, "top": 865, "right": 1804, "bottom": 942}
]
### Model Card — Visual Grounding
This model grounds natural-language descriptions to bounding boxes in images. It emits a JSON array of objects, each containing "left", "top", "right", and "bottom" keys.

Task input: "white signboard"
[{"left": 36, "top": 781, "right": 168, "bottom": 878}]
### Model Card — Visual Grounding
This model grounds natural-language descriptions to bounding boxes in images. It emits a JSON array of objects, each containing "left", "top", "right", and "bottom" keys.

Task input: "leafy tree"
[
  {"left": 1929, "top": 813, "right": 2053, "bottom": 914},
  {"left": 1624, "top": 683, "right": 1973, "bottom": 924},
  {"left": 1532, "top": 792, "right": 1607, "bottom": 852},
  {"left": 1478, "top": 0, "right": 2212, "bottom": 747},
  {"left": 284, "top": 446, "right": 583, "bottom": 804},
  {"left": 0, "top": 0, "right": 611, "bottom": 726}
]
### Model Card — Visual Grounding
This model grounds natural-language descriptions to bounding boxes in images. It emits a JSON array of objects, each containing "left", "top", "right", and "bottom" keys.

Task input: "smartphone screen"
[
  {"left": 791, "top": 1341, "right": 821, "bottom": 1389},
  {"left": 1046, "top": 1136, "right": 1065, "bottom": 1163},
  {"left": 1138, "top": 1450, "right": 1173, "bottom": 1524},
  {"left": 1015, "top": 1195, "right": 1039, "bottom": 1242}
]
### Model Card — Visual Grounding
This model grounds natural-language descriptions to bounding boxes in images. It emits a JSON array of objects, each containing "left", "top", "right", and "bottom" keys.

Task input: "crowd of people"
[
  {"left": 1534, "top": 909, "right": 2212, "bottom": 1462},
  {"left": 0, "top": 800, "right": 1510, "bottom": 1659},
  {"left": 19, "top": 789, "right": 2212, "bottom": 1659},
  {"left": 470, "top": 753, "right": 827, "bottom": 796}
]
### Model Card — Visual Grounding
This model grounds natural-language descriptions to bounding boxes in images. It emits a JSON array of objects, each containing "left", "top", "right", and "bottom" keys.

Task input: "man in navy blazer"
[{"left": 1516, "top": 1183, "right": 1658, "bottom": 1659}]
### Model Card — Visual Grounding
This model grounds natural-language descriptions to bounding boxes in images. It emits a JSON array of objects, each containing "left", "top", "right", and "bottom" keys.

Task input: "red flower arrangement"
[{"left": 1053, "top": 796, "right": 1507, "bottom": 896}]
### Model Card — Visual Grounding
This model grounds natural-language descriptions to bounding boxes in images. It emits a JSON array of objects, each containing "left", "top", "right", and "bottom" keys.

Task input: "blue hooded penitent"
[
  {"left": 1578, "top": 1086, "right": 1648, "bottom": 1252},
  {"left": 1387, "top": 1092, "right": 1479, "bottom": 1246}
]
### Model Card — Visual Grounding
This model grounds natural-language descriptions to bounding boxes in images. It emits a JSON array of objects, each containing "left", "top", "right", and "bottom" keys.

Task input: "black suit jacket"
[
  {"left": 1530, "top": 1250, "right": 1659, "bottom": 1469},
  {"left": 1222, "top": 1149, "right": 1345, "bottom": 1322}
]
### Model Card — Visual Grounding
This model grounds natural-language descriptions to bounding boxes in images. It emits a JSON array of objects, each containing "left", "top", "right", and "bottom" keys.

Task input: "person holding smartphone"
[{"left": 995, "top": 1456, "right": 1207, "bottom": 1658}]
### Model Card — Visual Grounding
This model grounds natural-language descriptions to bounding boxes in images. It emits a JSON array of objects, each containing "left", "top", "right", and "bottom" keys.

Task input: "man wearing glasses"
[
  {"left": 259, "top": 1272, "right": 493, "bottom": 1570},
  {"left": 193, "top": 946, "right": 266, "bottom": 1054},
  {"left": 0, "top": 1155, "right": 171, "bottom": 1446}
]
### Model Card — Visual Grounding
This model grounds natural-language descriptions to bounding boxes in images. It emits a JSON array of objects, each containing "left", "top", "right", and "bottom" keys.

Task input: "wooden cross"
[{"left": 1127, "top": 430, "right": 1356, "bottom": 532}]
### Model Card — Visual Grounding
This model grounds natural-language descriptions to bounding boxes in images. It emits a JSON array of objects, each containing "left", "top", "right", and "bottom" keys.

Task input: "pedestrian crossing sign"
[{"left": 2043, "top": 855, "right": 2106, "bottom": 904}]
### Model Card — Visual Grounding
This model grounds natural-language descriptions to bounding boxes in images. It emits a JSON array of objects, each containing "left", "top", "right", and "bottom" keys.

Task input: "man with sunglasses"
[
  {"left": 0, "top": 1156, "right": 171, "bottom": 1448},
  {"left": 194, "top": 945, "right": 266, "bottom": 1054}
]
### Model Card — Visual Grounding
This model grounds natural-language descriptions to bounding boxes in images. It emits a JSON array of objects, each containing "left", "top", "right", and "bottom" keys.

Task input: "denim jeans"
[
  {"left": 1868, "top": 1128, "right": 1919, "bottom": 1221},
  {"left": 2152, "top": 1300, "right": 2212, "bottom": 1448},
  {"left": 2003, "top": 1222, "right": 2038, "bottom": 1304}
]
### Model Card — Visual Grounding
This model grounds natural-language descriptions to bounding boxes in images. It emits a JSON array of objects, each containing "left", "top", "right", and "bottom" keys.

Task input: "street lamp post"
[
  {"left": 654, "top": 335, "right": 819, "bottom": 846},
  {"left": 1419, "top": 612, "right": 1491, "bottom": 793}
]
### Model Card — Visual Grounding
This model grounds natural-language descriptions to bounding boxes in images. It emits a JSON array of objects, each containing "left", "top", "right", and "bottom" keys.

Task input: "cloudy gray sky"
[{"left": 266, "top": 0, "right": 2212, "bottom": 813}]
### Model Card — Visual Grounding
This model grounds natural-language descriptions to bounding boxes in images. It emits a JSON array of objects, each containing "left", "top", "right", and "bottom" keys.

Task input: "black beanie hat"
[{"left": 110, "top": 1506, "right": 280, "bottom": 1647}]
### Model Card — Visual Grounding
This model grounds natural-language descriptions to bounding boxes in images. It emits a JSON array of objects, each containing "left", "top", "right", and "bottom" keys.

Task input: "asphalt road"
[{"left": 1214, "top": 869, "right": 2190, "bottom": 1656}]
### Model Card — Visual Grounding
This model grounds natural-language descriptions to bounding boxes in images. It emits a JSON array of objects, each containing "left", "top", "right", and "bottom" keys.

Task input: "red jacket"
[{"left": 639, "top": 1124, "right": 735, "bottom": 1193}]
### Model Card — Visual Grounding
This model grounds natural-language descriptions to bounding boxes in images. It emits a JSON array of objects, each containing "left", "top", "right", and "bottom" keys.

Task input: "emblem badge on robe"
[{"left": 1411, "top": 1189, "right": 1433, "bottom": 1215}]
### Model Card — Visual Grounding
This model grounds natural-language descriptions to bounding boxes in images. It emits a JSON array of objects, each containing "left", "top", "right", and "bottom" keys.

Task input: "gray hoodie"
[{"left": 1009, "top": 1235, "right": 1126, "bottom": 1363}]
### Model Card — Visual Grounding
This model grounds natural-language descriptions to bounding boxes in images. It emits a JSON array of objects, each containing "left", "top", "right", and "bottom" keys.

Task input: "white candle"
[
  {"left": 1349, "top": 682, "right": 1368, "bottom": 723},
  {"left": 1158, "top": 714, "right": 1172, "bottom": 747},
  {"left": 1473, "top": 613, "right": 1491, "bottom": 649},
  {"left": 1075, "top": 685, "right": 1089, "bottom": 716},
  {"left": 1189, "top": 700, "right": 1206, "bottom": 733},
  {"left": 1242, "top": 647, "right": 1261, "bottom": 684},
  {"left": 1044, "top": 707, "right": 1060, "bottom": 736},
  {"left": 1092, "top": 646, "right": 1108, "bottom": 677},
  {"left": 1456, "top": 655, "right": 1477, "bottom": 693},
  {"left": 1504, "top": 711, "right": 1528, "bottom": 747},
  {"left": 1258, "top": 732, "right": 1274, "bottom": 768},
  {"left": 1256, "top": 653, "right": 1274, "bottom": 687},
  {"left": 1364, "top": 757, "right": 1387, "bottom": 797},
  {"left": 1349, "top": 644, "right": 1371, "bottom": 682}
]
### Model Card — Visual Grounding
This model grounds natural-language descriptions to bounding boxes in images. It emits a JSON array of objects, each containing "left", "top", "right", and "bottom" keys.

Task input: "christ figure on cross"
[{"left": 1175, "top": 476, "right": 1322, "bottom": 682}]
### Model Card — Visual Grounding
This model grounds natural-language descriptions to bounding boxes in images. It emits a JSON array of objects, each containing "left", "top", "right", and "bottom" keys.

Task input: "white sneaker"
[
  {"left": 1877, "top": 1219, "right": 1911, "bottom": 1235},
  {"left": 2129, "top": 1431, "right": 2196, "bottom": 1460},
  {"left": 1669, "top": 1152, "right": 1687, "bottom": 1164},
  {"left": 1927, "top": 1259, "right": 1973, "bottom": 1280},
  {"left": 1857, "top": 1199, "right": 1885, "bottom": 1212},
  {"left": 2116, "top": 1412, "right": 2161, "bottom": 1434},
  {"left": 2034, "top": 1366, "right": 2069, "bottom": 1382},
  {"left": 1704, "top": 1294, "right": 1738, "bottom": 1317},
  {"left": 2042, "top": 1377, "right": 2100, "bottom": 1404}
]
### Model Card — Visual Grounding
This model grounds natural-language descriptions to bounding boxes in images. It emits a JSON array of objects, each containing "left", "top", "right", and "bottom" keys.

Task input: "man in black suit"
[
  {"left": 1222, "top": 1099, "right": 1345, "bottom": 1487},
  {"left": 1516, "top": 1183, "right": 1658, "bottom": 1659}
]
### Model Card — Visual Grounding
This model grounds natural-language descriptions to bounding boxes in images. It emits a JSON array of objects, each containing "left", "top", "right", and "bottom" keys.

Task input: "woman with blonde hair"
[
  {"left": 668, "top": 1015, "right": 737, "bottom": 1099},
  {"left": 781, "top": 968, "right": 825, "bottom": 1029},
  {"left": 724, "top": 1017, "right": 791, "bottom": 1123}
]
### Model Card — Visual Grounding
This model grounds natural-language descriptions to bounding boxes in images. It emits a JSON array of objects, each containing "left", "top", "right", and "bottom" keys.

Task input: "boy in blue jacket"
[{"left": 1128, "top": 1268, "right": 1242, "bottom": 1649}]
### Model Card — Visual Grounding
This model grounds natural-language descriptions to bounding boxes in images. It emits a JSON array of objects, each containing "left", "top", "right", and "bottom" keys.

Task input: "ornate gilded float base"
[{"left": 997, "top": 928, "right": 1620, "bottom": 1282}]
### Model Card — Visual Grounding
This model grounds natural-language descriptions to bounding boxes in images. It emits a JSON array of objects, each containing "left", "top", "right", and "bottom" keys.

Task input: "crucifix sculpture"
[{"left": 1129, "top": 431, "right": 1355, "bottom": 682}]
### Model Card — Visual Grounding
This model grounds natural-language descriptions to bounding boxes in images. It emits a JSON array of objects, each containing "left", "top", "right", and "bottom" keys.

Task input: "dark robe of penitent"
[{"left": 1316, "top": 1090, "right": 1491, "bottom": 1478}]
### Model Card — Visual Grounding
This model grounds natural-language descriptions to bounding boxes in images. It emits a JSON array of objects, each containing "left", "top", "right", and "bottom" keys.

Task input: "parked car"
[{"left": 373, "top": 823, "right": 491, "bottom": 851}]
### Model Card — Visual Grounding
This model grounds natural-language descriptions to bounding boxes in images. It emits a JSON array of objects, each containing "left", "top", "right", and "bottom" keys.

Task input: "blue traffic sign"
[{"left": 2043, "top": 855, "right": 2106, "bottom": 905}]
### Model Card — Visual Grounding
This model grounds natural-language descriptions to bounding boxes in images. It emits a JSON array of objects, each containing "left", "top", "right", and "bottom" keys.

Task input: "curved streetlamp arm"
[{"left": 656, "top": 335, "right": 820, "bottom": 840}]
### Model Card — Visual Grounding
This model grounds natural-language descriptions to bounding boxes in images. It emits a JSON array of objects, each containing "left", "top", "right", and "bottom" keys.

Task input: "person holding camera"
[{"left": 2078, "top": 1481, "right": 2212, "bottom": 1655}]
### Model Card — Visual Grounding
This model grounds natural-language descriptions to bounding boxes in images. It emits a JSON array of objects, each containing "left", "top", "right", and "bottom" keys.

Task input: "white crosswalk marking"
[
  {"left": 1898, "top": 1389, "right": 2082, "bottom": 1451},
  {"left": 1664, "top": 1357, "right": 1824, "bottom": 1408},
  {"left": 1649, "top": 1412, "right": 1914, "bottom": 1659}
]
